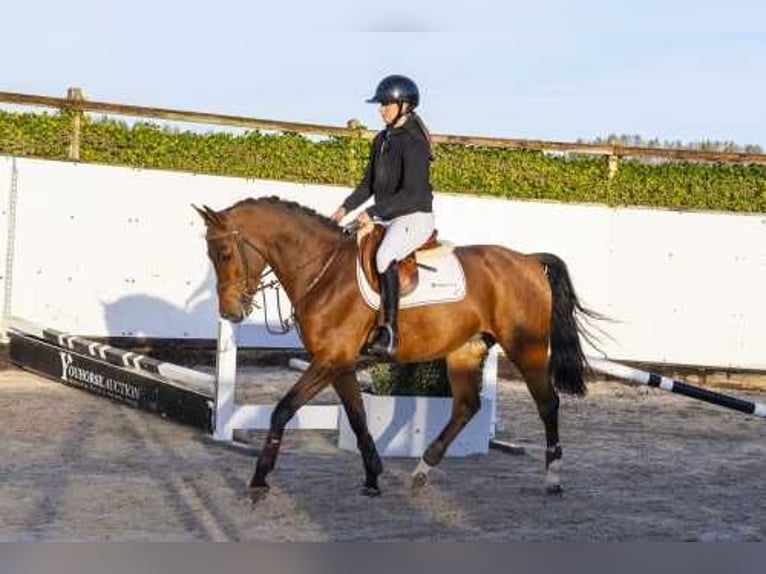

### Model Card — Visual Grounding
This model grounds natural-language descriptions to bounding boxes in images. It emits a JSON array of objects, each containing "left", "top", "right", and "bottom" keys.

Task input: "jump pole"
[
  {"left": 4, "top": 315, "right": 340, "bottom": 439},
  {"left": 4, "top": 315, "right": 215, "bottom": 431},
  {"left": 587, "top": 356, "right": 766, "bottom": 419}
]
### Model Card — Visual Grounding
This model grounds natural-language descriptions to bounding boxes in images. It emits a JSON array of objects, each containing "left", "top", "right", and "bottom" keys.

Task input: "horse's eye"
[{"left": 217, "top": 251, "right": 233, "bottom": 263}]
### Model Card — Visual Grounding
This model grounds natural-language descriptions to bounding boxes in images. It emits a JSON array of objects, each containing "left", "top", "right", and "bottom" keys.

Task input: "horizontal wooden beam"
[
  {"left": 431, "top": 134, "right": 766, "bottom": 164},
  {"left": 0, "top": 90, "right": 374, "bottom": 139},
  {"left": 2, "top": 90, "right": 766, "bottom": 165}
]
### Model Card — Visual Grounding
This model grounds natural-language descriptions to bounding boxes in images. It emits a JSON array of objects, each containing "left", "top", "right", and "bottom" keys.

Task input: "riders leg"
[
  {"left": 367, "top": 260, "right": 400, "bottom": 356},
  {"left": 367, "top": 212, "right": 434, "bottom": 357}
]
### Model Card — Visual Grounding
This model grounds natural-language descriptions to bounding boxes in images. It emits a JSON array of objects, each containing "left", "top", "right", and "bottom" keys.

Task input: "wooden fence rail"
[{"left": 2, "top": 88, "right": 766, "bottom": 166}]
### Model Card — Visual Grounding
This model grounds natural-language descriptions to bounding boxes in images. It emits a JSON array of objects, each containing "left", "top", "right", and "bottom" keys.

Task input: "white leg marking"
[
  {"left": 544, "top": 458, "right": 563, "bottom": 488},
  {"left": 412, "top": 458, "right": 434, "bottom": 478}
]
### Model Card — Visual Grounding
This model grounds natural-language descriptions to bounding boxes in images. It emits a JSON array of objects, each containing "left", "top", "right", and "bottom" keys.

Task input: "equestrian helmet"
[{"left": 366, "top": 75, "right": 420, "bottom": 108}]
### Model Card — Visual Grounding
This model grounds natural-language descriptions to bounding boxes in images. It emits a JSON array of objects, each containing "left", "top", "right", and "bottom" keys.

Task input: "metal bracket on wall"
[{"left": 1, "top": 158, "right": 19, "bottom": 342}]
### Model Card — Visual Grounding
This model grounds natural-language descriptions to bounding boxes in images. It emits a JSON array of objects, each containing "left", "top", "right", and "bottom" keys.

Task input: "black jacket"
[{"left": 342, "top": 115, "right": 433, "bottom": 220}]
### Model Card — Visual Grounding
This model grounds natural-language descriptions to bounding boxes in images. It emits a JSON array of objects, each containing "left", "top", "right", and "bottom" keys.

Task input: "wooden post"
[
  {"left": 608, "top": 154, "right": 619, "bottom": 180},
  {"left": 346, "top": 118, "right": 365, "bottom": 186},
  {"left": 66, "top": 87, "right": 85, "bottom": 161}
]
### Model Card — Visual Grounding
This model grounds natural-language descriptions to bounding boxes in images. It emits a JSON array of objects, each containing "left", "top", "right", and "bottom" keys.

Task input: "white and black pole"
[{"left": 588, "top": 357, "right": 766, "bottom": 419}]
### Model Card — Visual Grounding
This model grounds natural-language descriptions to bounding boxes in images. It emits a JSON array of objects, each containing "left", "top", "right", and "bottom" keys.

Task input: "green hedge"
[
  {"left": 368, "top": 360, "right": 451, "bottom": 397},
  {"left": 0, "top": 110, "right": 71, "bottom": 158},
  {"left": 1, "top": 110, "right": 764, "bottom": 213}
]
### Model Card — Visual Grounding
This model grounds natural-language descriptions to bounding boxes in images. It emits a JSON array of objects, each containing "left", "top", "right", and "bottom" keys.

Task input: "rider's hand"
[
  {"left": 355, "top": 210, "right": 372, "bottom": 227},
  {"left": 354, "top": 210, "right": 374, "bottom": 239},
  {"left": 330, "top": 206, "right": 346, "bottom": 223}
]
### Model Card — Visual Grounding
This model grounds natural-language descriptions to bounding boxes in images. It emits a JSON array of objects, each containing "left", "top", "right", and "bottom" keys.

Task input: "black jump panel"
[{"left": 9, "top": 331, "right": 212, "bottom": 432}]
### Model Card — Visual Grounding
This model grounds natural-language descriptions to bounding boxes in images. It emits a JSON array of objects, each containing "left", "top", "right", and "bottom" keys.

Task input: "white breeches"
[{"left": 375, "top": 211, "right": 435, "bottom": 273}]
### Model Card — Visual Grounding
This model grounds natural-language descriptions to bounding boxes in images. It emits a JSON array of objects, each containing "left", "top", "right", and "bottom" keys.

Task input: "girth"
[{"left": 358, "top": 224, "right": 439, "bottom": 296}]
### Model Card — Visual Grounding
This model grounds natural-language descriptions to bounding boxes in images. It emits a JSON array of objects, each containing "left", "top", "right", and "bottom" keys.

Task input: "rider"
[{"left": 331, "top": 74, "right": 435, "bottom": 357}]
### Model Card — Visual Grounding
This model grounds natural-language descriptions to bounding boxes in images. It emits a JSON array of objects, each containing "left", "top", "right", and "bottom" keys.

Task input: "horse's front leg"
[
  {"left": 332, "top": 371, "right": 383, "bottom": 496},
  {"left": 248, "top": 362, "right": 336, "bottom": 503}
]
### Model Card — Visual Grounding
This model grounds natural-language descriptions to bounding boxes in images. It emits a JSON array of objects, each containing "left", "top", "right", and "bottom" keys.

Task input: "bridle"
[
  {"left": 206, "top": 224, "right": 348, "bottom": 331},
  {"left": 206, "top": 227, "right": 265, "bottom": 317}
]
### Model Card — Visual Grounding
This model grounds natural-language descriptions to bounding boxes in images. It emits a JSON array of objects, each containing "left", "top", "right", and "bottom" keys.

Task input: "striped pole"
[
  {"left": 588, "top": 357, "right": 766, "bottom": 419},
  {"left": 5, "top": 315, "right": 214, "bottom": 430},
  {"left": 4, "top": 315, "right": 214, "bottom": 394}
]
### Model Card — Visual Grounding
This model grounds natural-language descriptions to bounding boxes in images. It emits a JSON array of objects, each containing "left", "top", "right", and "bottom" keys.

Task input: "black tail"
[{"left": 537, "top": 253, "right": 605, "bottom": 396}]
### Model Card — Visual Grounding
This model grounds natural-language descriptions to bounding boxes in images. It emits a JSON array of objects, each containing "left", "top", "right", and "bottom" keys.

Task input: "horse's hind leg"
[
  {"left": 332, "top": 371, "right": 383, "bottom": 496},
  {"left": 411, "top": 339, "right": 486, "bottom": 489},
  {"left": 512, "top": 341, "right": 563, "bottom": 494}
]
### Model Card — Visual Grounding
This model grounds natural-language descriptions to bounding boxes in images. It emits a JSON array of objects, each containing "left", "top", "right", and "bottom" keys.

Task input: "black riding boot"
[{"left": 367, "top": 262, "right": 400, "bottom": 357}]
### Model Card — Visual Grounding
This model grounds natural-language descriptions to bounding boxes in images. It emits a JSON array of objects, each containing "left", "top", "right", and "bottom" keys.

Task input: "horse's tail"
[{"left": 536, "top": 253, "right": 604, "bottom": 396}]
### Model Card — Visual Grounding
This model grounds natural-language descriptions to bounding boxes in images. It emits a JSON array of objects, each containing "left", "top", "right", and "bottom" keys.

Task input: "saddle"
[{"left": 358, "top": 224, "right": 440, "bottom": 297}]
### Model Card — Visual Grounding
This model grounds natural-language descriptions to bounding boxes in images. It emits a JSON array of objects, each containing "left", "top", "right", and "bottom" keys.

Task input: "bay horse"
[{"left": 194, "top": 196, "right": 599, "bottom": 502}]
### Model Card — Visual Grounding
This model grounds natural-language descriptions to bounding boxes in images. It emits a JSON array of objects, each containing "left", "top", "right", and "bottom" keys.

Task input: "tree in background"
[{"left": 580, "top": 133, "right": 763, "bottom": 154}]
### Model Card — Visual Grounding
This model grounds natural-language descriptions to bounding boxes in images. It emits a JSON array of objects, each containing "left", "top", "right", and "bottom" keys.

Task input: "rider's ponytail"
[{"left": 410, "top": 111, "right": 434, "bottom": 161}]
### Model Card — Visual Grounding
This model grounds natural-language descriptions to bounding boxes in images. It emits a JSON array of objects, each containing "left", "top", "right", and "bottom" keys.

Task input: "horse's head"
[{"left": 193, "top": 204, "right": 267, "bottom": 323}]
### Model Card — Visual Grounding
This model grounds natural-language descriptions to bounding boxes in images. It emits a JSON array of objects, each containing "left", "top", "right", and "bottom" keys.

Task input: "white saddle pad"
[{"left": 356, "top": 248, "right": 466, "bottom": 310}]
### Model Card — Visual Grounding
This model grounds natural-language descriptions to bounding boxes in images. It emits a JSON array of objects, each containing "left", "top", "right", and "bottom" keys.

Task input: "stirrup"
[{"left": 367, "top": 324, "right": 397, "bottom": 356}]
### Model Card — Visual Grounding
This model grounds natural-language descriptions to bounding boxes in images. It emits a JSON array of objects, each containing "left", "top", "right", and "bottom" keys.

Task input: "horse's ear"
[
  {"left": 192, "top": 204, "right": 210, "bottom": 225},
  {"left": 191, "top": 204, "right": 224, "bottom": 228},
  {"left": 203, "top": 204, "right": 225, "bottom": 228}
]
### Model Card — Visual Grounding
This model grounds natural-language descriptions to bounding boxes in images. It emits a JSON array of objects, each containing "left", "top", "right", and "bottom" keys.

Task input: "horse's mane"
[{"left": 228, "top": 196, "right": 342, "bottom": 234}]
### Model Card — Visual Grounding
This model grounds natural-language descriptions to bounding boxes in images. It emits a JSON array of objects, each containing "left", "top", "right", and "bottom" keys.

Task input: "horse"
[{"left": 194, "top": 196, "right": 600, "bottom": 502}]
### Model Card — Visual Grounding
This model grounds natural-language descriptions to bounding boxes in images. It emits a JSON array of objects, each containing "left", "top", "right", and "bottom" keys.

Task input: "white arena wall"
[{"left": 1, "top": 156, "right": 764, "bottom": 370}]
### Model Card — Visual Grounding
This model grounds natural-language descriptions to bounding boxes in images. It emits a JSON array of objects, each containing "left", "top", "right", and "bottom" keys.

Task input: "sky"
[{"left": 2, "top": 0, "right": 765, "bottom": 147}]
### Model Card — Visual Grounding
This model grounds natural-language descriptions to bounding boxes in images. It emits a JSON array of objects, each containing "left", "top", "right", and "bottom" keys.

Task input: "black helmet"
[{"left": 366, "top": 75, "right": 420, "bottom": 108}]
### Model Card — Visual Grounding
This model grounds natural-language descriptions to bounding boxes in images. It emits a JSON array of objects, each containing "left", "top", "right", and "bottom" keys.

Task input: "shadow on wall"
[
  {"left": 100, "top": 266, "right": 302, "bottom": 348},
  {"left": 101, "top": 266, "right": 218, "bottom": 339}
]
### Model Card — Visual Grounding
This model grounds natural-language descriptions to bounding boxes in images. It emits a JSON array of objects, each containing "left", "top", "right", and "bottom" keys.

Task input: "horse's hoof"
[
  {"left": 247, "top": 485, "right": 270, "bottom": 506},
  {"left": 411, "top": 472, "right": 429, "bottom": 491},
  {"left": 361, "top": 485, "right": 381, "bottom": 498},
  {"left": 545, "top": 484, "right": 564, "bottom": 496}
]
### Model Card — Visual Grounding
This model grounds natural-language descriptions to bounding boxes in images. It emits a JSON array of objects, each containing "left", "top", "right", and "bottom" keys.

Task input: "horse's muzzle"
[
  {"left": 219, "top": 298, "right": 249, "bottom": 323},
  {"left": 218, "top": 289, "right": 254, "bottom": 323},
  {"left": 220, "top": 308, "right": 245, "bottom": 323}
]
